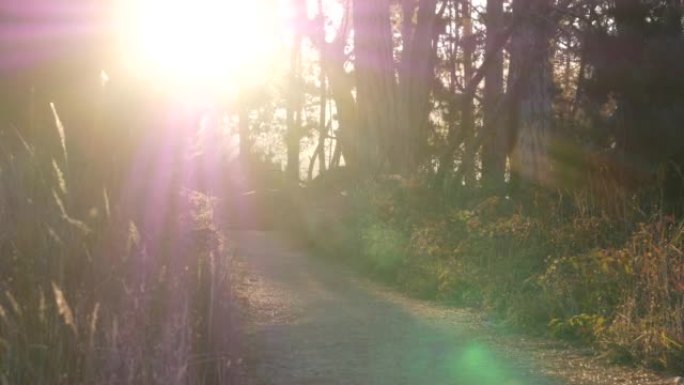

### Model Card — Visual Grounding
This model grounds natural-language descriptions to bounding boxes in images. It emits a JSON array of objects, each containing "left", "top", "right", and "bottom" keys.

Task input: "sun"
[{"left": 116, "top": 0, "right": 283, "bottom": 93}]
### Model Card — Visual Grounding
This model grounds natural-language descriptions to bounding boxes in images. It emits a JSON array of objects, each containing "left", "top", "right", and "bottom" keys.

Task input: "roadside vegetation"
[
  {"left": 0, "top": 106, "right": 243, "bottom": 384},
  {"left": 296, "top": 176, "right": 684, "bottom": 374}
]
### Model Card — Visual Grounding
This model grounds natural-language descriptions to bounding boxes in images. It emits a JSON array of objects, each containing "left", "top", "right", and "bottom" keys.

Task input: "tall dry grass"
[{"left": 0, "top": 102, "right": 243, "bottom": 384}]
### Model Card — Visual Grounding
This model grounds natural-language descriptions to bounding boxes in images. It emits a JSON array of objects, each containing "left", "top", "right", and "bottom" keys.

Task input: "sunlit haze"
[{"left": 116, "top": 0, "right": 284, "bottom": 94}]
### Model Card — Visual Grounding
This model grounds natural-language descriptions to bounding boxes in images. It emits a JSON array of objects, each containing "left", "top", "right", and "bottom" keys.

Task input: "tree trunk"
[
  {"left": 285, "top": 98, "right": 302, "bottom": 181},
  {"left": 612, "top": 0, "right": 645, "bottom": 162},
  {"left": 435, "top": 0, "right": 460, "bottom": 183},
  {"left": 353, "top": 0, "right": 398, "bottom": 174},
  {"left": 286, "top": 0, "right": 306, "bottom": 181},
  {"left": 239, "top": 106, "right": 250, "bottom": 159},
  {"left": 305, "top": 4, "right": 357, "bottom": 170},
  {"left": 481, "top": 0, "right": 506, "bottom": 188},
  {"left": 508, "top": 0, "right": 554, "bottom": 186},
  {"left": 316, "top": 0, "right": 328, "bottom": 176},
  {"left": 324, "top": 27, "right": 358, "bottom": 169},
  {"left": 461, "top": 0, "right": 476, "bottom": 186},
  {"left": 396, "top": 0, "right": 440, "bottom": 173}
]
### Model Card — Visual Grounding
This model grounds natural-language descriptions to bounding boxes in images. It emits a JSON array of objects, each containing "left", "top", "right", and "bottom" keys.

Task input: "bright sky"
[{"left": 115, "top": 0, "right": 286, "bottom": 96}]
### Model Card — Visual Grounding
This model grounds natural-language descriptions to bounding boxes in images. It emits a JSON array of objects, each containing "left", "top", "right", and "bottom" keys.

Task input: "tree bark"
[
  {"left": 396, "top": 0, "right": 440, "bottom": 173},
  {"left": 436, "top": 0, "right": 460, "bottom": 182},
  {"left": 322, "top": 26, "right": 358, "bottom": 169},
  {"left": 508, "top": 0, "right": 555, "bottom": 187},
  {"left": 461, "top": 0, "right": 476, "bottom": 186},
  {"left": 353, "top": 0, "right": 398, "bottom": 174},
  {"left": 481, "top": 0, "right": 506, "bottom": 188}
]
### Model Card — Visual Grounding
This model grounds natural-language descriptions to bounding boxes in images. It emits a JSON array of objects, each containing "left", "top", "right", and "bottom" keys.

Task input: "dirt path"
[{"left": 233, "top": 231, "right": 670, "bottom": 385}]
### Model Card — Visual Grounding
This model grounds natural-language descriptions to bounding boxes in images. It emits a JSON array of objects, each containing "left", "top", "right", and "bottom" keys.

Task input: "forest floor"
[{"left": 231, "top": 230, "right": 672, "bottom": 385}]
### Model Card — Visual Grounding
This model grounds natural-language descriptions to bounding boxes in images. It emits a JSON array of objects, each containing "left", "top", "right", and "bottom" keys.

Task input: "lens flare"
[{"left": 115, "top": 0, "right": 283, "bottom": 93}]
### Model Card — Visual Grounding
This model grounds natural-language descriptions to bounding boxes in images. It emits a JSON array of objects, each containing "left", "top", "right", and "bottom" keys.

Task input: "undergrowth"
[{"left": 299, "top": 176, "right": 684, "bottom": 374}]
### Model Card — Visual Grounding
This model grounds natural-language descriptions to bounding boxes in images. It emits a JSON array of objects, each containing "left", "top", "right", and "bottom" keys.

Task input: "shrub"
[
  {"left": 602, "top": 220, "right": 684, "bottom": 370},
  {"left": 549, "top": 314, "right": 608, "bottom": 343},
  {"left": 304, "top": 177, "right": 684, "bottom": 372},
  {"left": 362, "top": 220, "right": 407, "bottom": 274}
]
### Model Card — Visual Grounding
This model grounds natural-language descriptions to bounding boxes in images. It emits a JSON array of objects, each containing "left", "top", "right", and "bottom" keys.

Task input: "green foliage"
[
  {"left": 362, "top": 220, "right": 407, "bottom": 273},
  {"left": 549, "top": 314, "right": 607, "bottom": 343},
  {"left": 539, "top": 248, "right": 632, "bottom": 319},
  {"left": 302, "top": 177, "right": 684, "bottom": 372}
]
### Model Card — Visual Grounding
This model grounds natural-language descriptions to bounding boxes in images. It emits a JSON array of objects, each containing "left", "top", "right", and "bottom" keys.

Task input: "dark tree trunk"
[
  {"left": 397, "top": 0, "right": 440, "bottom": 173},
  {"left": 461, "top": 0, "right": 476, "bottom": 186},
  {"left": 481, "top": 0, "right": 506, "bottom": 188},
  {"left": 324, "top": 26, "right": 358, "bottom": 169},
  {"left": 316, "top": 0, "right": 328, "bottom": 176},
  {"left": 435, "top": 0, "right": 460, "bottom": 183},
  {"left": 612, "top": 0, "right": 645, "bottom": 162}
]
